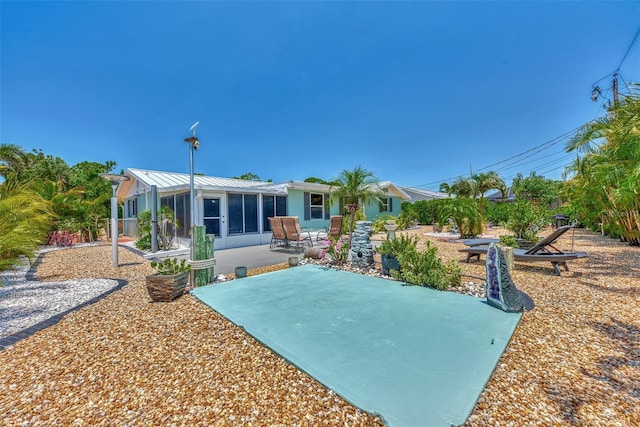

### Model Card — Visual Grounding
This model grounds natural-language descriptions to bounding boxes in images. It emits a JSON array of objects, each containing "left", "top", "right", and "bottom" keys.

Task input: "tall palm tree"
[
  {"left": 564, "top": 90, "right": 640, "bottom": 245},
  {"left": 330, "top": 166, "right": 383, "bottom": 248}
]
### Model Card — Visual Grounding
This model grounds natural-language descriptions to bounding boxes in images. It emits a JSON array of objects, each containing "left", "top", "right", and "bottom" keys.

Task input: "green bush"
[
  {"left": 499, "top": 235, "right": 519, "bottom": 248},
  {"left": 377, "top": 234, "right": 418, "bottom": 256},
  {"left": 372, "top": 214, "right": 395, "bottom": 233},
  {"left": 486, "top": 202, "right": 512, "bottom": 226},
  {"left": 135, "top": 206, "right": 178, "bottom": 251},
  {"left": 505, "top": 200, "right": 546, "bottom": 240},
  {"left": 150, "top": 258, "right": 190, "bottom": 275},
  {"left": 392, "top": 240, "right": 461, "bottom": 290},
  {"left": 377, "top": 234, "right": 461, "bottom": 290},
  {"left": 438, "top": 198, "right": 484, "bottom": 238}
]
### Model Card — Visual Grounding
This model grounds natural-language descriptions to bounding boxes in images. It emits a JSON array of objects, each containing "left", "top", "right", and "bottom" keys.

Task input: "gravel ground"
[{"left": 0, "top": 227, "right": 638, "bottom": 426}]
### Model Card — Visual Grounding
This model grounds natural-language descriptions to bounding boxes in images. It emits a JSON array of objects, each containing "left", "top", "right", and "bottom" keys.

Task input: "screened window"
[
  {"left": 262, "top": 195, "right": 287, "bottom": 231},
  {"left": 228, "top": 193, "right": 259, "bottom": 235},
  {"left": 161, "top": 193, "right": 190, "bottom": 237}
]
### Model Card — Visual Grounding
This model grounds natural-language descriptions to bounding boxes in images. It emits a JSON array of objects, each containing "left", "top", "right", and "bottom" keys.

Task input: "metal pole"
[
  {"left": 151, "top": 185, "right": 158, "bottom": 253},
  {"left": 189, "top": 143, "right": 195, "bottom": 230},
  {"left": 110, "top": 184, "right": 118, "bottom": 268}
]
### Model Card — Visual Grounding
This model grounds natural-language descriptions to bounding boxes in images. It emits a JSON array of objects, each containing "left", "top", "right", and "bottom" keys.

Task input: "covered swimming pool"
[{"left": 191, "top": 264, "right": 522, "bottom": 426}]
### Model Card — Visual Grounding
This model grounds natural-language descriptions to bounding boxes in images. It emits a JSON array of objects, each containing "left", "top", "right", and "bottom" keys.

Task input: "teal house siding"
[
  {"left": 287, "top": 188, "right": 338, "bottom": 229},
  {"left": 287, "top": 189, "right": 306, "bottom": 223}
]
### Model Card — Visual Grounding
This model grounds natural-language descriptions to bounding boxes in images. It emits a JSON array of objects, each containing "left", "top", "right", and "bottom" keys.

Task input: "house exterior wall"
[{"left": 363, "top": 196, "right": 402, "bottom": 219}]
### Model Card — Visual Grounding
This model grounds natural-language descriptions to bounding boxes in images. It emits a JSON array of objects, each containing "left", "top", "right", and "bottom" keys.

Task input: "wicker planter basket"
[{"left": 146, "top": 272, "right": 189, "bottom": 302}]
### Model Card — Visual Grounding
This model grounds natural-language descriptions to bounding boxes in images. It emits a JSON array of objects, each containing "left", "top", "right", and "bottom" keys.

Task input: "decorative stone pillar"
[{"left": 350, "top": 221, "right": 374, "bottom": 268}]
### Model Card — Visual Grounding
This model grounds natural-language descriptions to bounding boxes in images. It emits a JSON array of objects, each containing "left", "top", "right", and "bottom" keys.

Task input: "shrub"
[
  {"left": 149, "top": 258, "right": 190, "bottom": 275},
  {"left": 393, "top": 241, "right": 461, "bottom": 290},
  {"left": 319, "top": 236, "right": 349, "bottom": 264},
  {"left": 372, "top": 214, "right": 394, "bottom": 233},
  {"left": 377, "top": 234, "right": 461, "bottom": 290},
  {"left": 136, "top": 206, "right": 179, "bottom": 251},
  {"left": 505, "top": 200, "right": 546, "bottom": 240},
  {"left": 438, "top": 198, "right": 484, "bottom": 238},
  {"left": 499, "top": 235, "right": 519, "bottom": 248},
  {"left": 377, "top": 234, "right": 418, "bottom": 257}
]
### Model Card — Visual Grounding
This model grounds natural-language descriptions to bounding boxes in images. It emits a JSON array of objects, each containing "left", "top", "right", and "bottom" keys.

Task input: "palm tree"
[
  {"left": 0, "top": 144, "right": 29, "bottom": 184},
  {"left": 439, "top": 177, "right": 477, "bottom": 198},
  {"left": 564, "top": 90, "right": 640, "bottom": 245},
  {"left": 0, "top": 184, "right": 53, "bottom": 271},
  {"left": 473, "top": 171, "right": 506, "bottom": 201},
  {"left": 330, "top": 166, "right": 383, "bottom": 248}
]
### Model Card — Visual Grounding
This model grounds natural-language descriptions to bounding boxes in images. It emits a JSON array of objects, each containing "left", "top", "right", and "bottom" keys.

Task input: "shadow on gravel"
[{"left": 583, "top": 318, "right": 640, "bottom": 400}]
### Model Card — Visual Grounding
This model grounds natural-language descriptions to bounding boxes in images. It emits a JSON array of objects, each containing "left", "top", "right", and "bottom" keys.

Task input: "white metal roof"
[
  {"left": 125, "top": 168, "right": 286, "bottom": 194},
  {"left": 401, "top": 187, "right": 450, "bottom": 201}
]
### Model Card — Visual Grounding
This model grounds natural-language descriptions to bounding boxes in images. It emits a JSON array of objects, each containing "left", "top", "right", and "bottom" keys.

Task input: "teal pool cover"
[{"left": 191, "top": 264, "right": 522, "bottom": 426}]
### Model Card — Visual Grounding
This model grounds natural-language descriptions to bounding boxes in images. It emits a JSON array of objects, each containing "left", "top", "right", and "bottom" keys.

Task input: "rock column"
[{"left": 350, "top": 221, "right": 374, "bottom": 268}]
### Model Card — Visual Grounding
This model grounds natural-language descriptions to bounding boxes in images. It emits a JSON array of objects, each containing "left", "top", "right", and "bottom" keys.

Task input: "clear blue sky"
[{"left": 2, "top": 1, "right": 639, "bottom": 190}]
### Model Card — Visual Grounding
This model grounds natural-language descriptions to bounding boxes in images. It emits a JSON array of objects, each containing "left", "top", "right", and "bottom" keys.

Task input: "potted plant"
[
  {"left": 146, "top": 258, "right": 190, "bottom": 302},
  {"left": 377, "top": 235, "right": 418, "bottom": 275}
]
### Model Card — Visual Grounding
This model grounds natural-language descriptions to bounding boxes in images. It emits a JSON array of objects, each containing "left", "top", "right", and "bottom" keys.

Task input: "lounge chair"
[
  {"left": 268, "top": 217, "right": 288, "bottom": 249},
  {"left": 459, "top": 225, "right": 587, "bottom": 276},
  {"left": 317, "top": 215, "right": 344, "bottom": 242},
  {"left": 280, "top": 216, "right": 313, "bottom": 251}
]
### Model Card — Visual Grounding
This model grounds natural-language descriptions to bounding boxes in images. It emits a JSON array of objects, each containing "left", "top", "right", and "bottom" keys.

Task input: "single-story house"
[
  {"left": 400, "top": 187, "right": 450, "bottom": 202},
  {"left": 116, "top": 168, "right": 410, "bottom": 249}
]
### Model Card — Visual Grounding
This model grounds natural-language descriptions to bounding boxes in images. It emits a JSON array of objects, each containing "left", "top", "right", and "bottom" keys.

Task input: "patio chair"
[
  {"left": 317, "top": 215, "right": 344, "bottom": 242},
  {"left": 281, "top": 216, "right": 313, "bottom": 251},
  {"left": 459, "top": 225, "right": 587, "bottom": 276},
  {"left": 268, "top": 217, "right": 288, "bottom": 249}
]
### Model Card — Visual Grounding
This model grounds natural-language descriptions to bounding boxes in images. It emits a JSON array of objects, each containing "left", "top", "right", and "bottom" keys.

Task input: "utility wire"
[{"left": 617, "top": 25, "right": 640, "bottom": 71}]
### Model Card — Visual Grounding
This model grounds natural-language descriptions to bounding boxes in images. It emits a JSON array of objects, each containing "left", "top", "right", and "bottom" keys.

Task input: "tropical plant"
[
  {"left": 135, "top": 206, "right": 179, "bottom": 250},
  {"left": 511, "top": 172, "right": 563, "bottom": 209},
  {"left": 377, "top": 234, "right": 419, "bottom": 257},
  {"left": 437, "top": 198, "right": 484, "bottom": 238},
  {"left": 390, "top": 239, "right": 461, "bottom": 290},
  {"left": 330, "top": 166, "right": 383, "bottom": 248},
  {"left": 563, "top": 90, "right": 640, "bottom": 245},
  {"left": 319, "top": 235, "right": 349, "bottom": 264},
  {"left": 504, "top": 200, "right": 546, "bottom": 241},
  {"left": 439, "top": 171, "right": 505, "bottom": 201},
  {"left": 372, "top": 214, "right": 395, "bottom": 233},
  {"left": 0, "top": 184, "right": 53, "bottom": 271},
  {"left": 149, "top": 258, "right": 190, "bottom": 275}
]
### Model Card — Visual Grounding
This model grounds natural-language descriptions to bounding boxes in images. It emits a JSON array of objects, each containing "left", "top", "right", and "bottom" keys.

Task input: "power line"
[
  {"left": 411, "top": 125, "right": 583, "bottom": 190},
  {"left": 617, "top": 25, "right": 640, "bottom": 71}
]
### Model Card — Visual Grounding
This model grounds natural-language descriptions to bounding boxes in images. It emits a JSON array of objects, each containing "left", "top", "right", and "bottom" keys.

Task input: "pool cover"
[{"left": 191, "top": 264, "right": 522, "bottom": 426}]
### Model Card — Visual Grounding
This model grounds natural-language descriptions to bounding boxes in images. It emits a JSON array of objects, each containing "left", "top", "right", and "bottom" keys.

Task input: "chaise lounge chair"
[
  {"left": 459, "top": 225, "right": 587, "bottom": 276},
  {"left": 280, "top": 216, "right": 313, "bottom": 252},
  {"left": 268, "top": 217, "right": 288, "bottom": 249},
  {"left": 316, "top": 215, "right": 344, "bottom": 242}
]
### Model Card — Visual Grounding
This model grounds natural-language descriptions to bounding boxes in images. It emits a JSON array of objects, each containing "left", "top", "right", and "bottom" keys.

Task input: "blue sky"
[{"left": 1, "top": 1, "right": 639, "bottom": 190}]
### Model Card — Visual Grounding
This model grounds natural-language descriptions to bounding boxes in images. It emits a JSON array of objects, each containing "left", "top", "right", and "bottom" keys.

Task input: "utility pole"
[{"left": 612, "top": 72, "right": 619, "bottom": 106}]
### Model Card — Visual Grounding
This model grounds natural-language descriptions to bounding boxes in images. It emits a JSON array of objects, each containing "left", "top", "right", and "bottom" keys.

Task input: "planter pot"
[
  {"left": 146, "top": 272, "right": 188, "bottom": 302},
  {"left": 234, "top": 266, "right": 248, "bottom": 278},
  {"left": 381, "top": 253, "right": 400, "bottom": 276}
]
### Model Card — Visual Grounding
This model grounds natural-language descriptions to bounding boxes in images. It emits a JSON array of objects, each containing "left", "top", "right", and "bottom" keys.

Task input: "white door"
[{"left": 203, "top": 195, "right": 226, "bottom": 249}]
